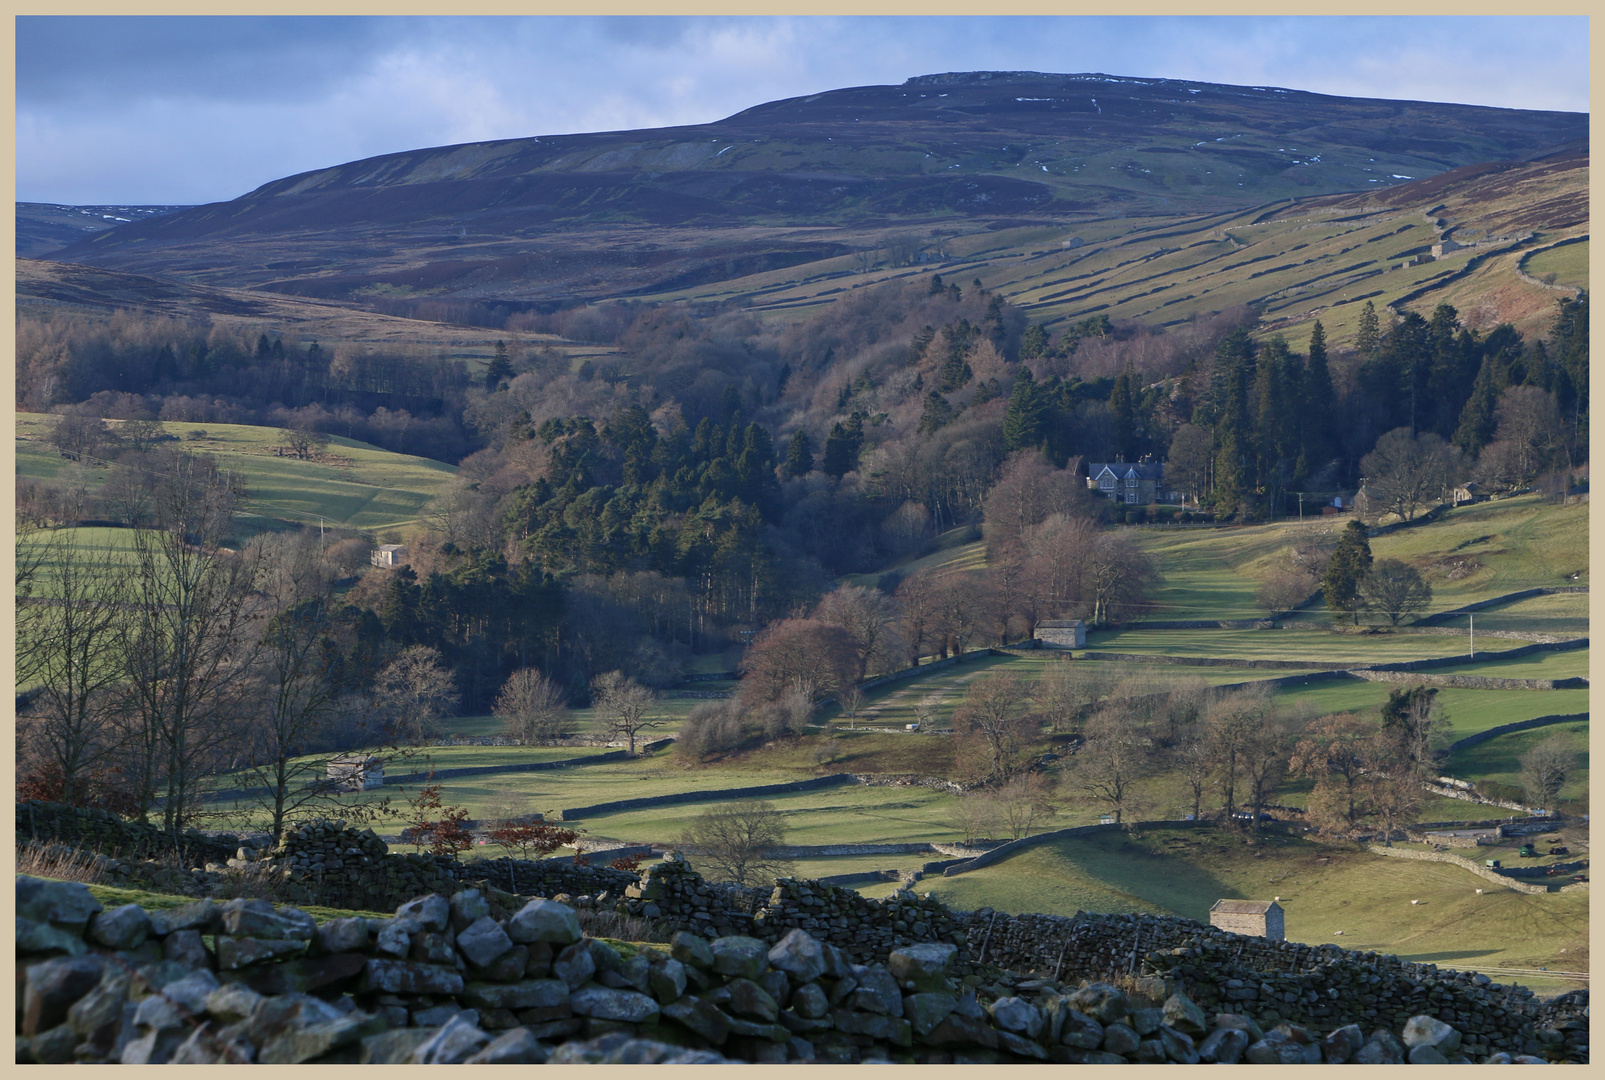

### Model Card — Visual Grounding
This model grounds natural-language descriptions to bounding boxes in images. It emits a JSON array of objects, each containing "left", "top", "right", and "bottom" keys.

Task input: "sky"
[{"left": 16, "top": 15, "right": 1591, "bottom": 206}]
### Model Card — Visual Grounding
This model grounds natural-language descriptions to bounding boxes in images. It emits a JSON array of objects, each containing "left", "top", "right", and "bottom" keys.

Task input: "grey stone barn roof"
[
  {"left": 1036, "top": 620, "right": 1084, "bottom": 628},
  {"left": 1210, "top": 899, "right": 1281, "bottom": 915}
]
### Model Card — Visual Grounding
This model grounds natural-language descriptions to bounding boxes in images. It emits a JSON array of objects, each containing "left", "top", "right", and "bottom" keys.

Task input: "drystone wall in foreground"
[{"left": 15, "top": 875, "right": 1578, "bottom": 1065}]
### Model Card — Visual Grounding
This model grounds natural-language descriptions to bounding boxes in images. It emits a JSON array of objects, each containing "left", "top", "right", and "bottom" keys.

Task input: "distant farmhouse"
[
  {"left": 1085, "top": 460, "right": 1164, "bottom": 505},
  {"left": 327, "top": 754, "right": 384, "bottom": 791},
  {"left": 371, "top": 544, "right": 409, "bottom": 568},
  {"left": 1209, "top": 899, "right": 1285, "bottom": 940},
  {"left": 1034, "top": 619, "right": 1087, "bottom": 648}
]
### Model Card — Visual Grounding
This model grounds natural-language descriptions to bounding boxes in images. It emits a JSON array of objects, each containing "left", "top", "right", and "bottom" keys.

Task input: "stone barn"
[
  {"left": 327, "top": 754, "right": 384, "bottom": 791},
  {"left": 370, "top": 544, "right": 409, "bottom": 568},
  {"left": 1209, "top": 899, "right": 1285, "bottom": 940},
  {"left": 1033, "top": 620, "right": 1086, "bottom": 648}
]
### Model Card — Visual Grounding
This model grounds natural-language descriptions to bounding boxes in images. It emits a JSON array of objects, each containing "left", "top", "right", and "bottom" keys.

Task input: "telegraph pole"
[{"left": 1469, "top": 613, "right": 1474, "bottom": 659}]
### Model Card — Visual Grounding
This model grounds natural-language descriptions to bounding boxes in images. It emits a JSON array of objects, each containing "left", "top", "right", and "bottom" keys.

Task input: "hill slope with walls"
[{"left": 47, "top": 71, "right": 1585, "bottom": 309}]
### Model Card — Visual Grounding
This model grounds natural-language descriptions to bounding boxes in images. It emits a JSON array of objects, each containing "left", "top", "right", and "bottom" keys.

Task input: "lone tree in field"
[
  {"left": 1321, "top": 520, "right": 1373, "bottom": 626},
  {"left": 591, "top": 670, "right": 660, "bottom": 754},
  {"left": 1073, "top": 707, "right": 1153, "bottom": 824},
  {"left": 1358, "top": 559, "right": 1433, "bottom": 626},
  {"left": 494, "top": 668, "right": 570, "bottom": 745},
  {"left": 1519, "top": 734, "right": 1578, "bottom": 811},
  {"left": 951, "top": 671, "right": 1036, "bottom": 782},
  {"left": 1256, "top": 566, "right": 1318, "bottom": 619},
  {"left": 679, "top": 800, "right": 795, "bottom": 886}
]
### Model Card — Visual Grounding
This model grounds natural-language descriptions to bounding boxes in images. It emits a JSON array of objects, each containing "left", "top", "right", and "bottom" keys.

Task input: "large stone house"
[{"left": 1086, "top": 460, "right": 1164, "bottom": 505}]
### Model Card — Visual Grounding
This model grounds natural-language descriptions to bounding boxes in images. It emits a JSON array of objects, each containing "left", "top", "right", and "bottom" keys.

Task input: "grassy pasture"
[
  {"left": 1368, "top": 495, "right": 1588, "bottom": 605},
  {"left": 1454, "top": 592, "right": 1590, "bottom": 638},
  {"left": 1274, "top": 682, "right": 1589, "bottom": 737},
  {"left": 865, "top": 825, "right": 1586, "bottom": 993},
  {"left": 573, "top": 784, "right": 964, "bottom": 849},
  {"left": 16, "top": 412, "right": 457, "bottom": 533},
  {"left": 1447, "top": 722, "right": 1589, "bottom": 801},
  {"left": 1520, "top": 239, "right": 1589, "bottom": 291},
  {"left": 1085, "top": 628, "right": 1503, "bottom": 665},
  {"left": 1445, "top": 648, "right": 1590, "bottom": 680},
  {"left": 914, "top": 496, "right": 1587, "bottom": 629}
]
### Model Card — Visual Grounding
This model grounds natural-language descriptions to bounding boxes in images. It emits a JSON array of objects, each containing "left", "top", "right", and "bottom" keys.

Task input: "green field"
[
  {"left": 1368, "top": 495, "right": 1589, "bottom": 608},
  {"left": 1274, "top": 681, "right": 1589, "bottom": 738},
  {"left": 17, "top": 412, "right": 457, "bottom": 533},
  {"left": 1455, "top": 592, "right": 1590, "bottom": 638},
  {"left": 1085, "top": 628, "right": 1516, "bottom": 665},
  {"left": 901, "top": 496, "right": 1587, "bottom": 631},
  {"left": 1520, "top": 239, "right": 1589, "bottom": 291},
  {"left": 864, "top": 825, "right": 1587, "bottom": 993},
  {"left": 1448, "top": 721, "right": 1589, "bottom": 801},
  {"left": 1445, "top": 648, "right": 1590, "bottom": 680}
]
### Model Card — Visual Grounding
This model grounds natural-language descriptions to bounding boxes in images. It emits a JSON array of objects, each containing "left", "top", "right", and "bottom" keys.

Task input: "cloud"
[{"left": 16, "top": 16, "right": 1588, "bottom": 204}]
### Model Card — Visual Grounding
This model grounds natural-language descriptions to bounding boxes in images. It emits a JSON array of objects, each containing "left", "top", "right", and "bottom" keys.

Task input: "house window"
[
  {"left": 1100, "top": 476, "right": 1114, "bottom": 490},
  {"left": 1126, "top": 491, "right": 1137, "bottom": 504}
]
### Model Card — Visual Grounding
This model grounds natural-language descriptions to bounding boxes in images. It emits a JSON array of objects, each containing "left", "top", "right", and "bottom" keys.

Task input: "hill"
[
  {"left": 15, "top": 257, "right": 616, "bottom": 370},
  {"left": 48, "top": 71, "right": 1585, "bottom": 310},
  {"left": 14, "top": 201, "right": 189, "bottom": 258}
]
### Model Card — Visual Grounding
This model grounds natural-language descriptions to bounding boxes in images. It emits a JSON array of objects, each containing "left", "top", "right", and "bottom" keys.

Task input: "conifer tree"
[
  {"left": 1001, "top": 370, "right": 1045, "bottom": 451},
  {"left": 485, "top": 340, "right": 513, "bottom": 390},
  {"left": 821, "top": 419, "right": 861, "bottom": 478},
  {"left": 1110, "top": 366, "right": 1136, "bottom": 460},
  {"left": 1020, "top": 323, "right": 1049, "bottom": 360},
  {"left": 1355, "top": 300, "right": 1380, "bottom": 357},
  {"left": 783, "top": 430, "right": 814, "bottom": 478},
  {"left": 1302, "top": 320, "right": 1336, "bottom": 471},
  {"left": 1453, "top": 357, "right": 1501, "bottom": 455},
  {"left": 1322, "top": 520, "right": 1373, "bottom": 625},
  {"left": 919, "top": 391, "right": 957, "bottom": 435}
]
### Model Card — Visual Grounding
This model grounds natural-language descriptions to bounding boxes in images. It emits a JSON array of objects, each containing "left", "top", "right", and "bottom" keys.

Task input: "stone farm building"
[
  {"left": 370, "top": 544, "right": 409, "bottom": 568},
  {"left": 327, "top": 755, "right": 384, "bottom": 791},
  {"left": 1086, "top": 461, "right": 1164, "bottom": 505},
  {"left": 1209, "top": 899, "right": 1285, "bottom": 940},
  {"left": 1034, "top": 619, "right": 1087, "bottom": 648}
]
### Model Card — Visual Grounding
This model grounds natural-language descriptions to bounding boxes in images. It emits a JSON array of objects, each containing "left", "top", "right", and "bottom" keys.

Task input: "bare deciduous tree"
[
  {"left": 952, "top": 671, "right": 1036, "bottom": 782},
  {"left": 1073, "top": 707, "right": 1153, "bottom": 823},
  {"left": 370, "top": 645, "right": 460, "bottom": 746},
  {"left": 991, "top": 771, "right": 1057, "bottom": 840},
  {"left": 813, "top": 584, "right": 905, "bottom": 680},
  {"left": 894, "top": 568, "right": 943, "bottom": 668},
  {"left": 494, "top": 668, "right": 570, "bottom": 745},
  {"left": 1034, "top": 656, "right": 1117, "bottom": 733},
  {"left": 1256, "top": 567, "right": 1318, "bottom": 619},
  {"left": 233, "top": 532, "right": 364, "bottom": 844},
  {"left": 1519, "top": 734, "right": 1578, "bottom": 811},
  {"left": 591, "top": 670, "right": 660, "bottom": 754},
  {"left": 119, "top": 453, "right": 263, "bottom": 838},
  {"left": 679, "top": 800, "right": 795, "bottom": 886},
  {"left": 1358, "top": 559, "right": 1433, "bottom": 626},
  {"left": 740, "top": 618, "right": 859, "bottom": 708},
  {"left": 953, "top": 790, "right": 1000, "bottom": 846},
  {"left": 16, "top": 530, "right": 128, "bottom": 807},
  {"left": 1492, "top": 385, "right": 1565, "bottom": 482},
  {"left": 1288, "top": 712, "right": 1374, "bottom": 834},
  {"left": 1359, "top": 428, "right": 1461, "bottom": 522}
]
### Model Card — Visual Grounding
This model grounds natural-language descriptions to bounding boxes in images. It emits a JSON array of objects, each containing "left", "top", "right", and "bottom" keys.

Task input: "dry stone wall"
[
  {"left": 17, "top": 801, "right": 238, "bottom": 866},
  {"left": 16, "top": 807, "right": 1589, "bottom": 1063},
  {"left": 16, "top": 871, "right": 1584, "bottom": 1065}
]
